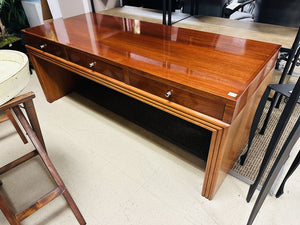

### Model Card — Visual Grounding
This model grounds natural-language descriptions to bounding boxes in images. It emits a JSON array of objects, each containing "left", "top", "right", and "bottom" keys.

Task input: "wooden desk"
[{"left": 22, "top": 13, "right": 280, "bottom": 199}]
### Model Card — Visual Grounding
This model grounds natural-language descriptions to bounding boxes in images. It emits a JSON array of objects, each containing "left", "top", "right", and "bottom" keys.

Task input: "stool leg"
[
  {"left": 12, "top": 106, "right": 86, "bottom": 225},
  {"left": 0, "top": 194, "right": 20, "bottom": 225},
  {"left": 5, "top": 109, "right": 28, "bottom": 144},
  {"left": 23, "top": 99, "right": 46, "bottom": 150}
]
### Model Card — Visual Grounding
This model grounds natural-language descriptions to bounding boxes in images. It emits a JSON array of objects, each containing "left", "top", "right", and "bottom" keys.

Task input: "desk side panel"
[
  {"left": 28, "top": 49, "right": 78, "bottom": 102},
  {"left": 205, "top": 69, "right": 273, "bottom": 199}
]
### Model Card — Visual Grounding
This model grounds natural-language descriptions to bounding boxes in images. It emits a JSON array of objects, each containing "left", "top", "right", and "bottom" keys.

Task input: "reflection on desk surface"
[{"left": 99, "top": 6, "right": 298, "bottom": 48}]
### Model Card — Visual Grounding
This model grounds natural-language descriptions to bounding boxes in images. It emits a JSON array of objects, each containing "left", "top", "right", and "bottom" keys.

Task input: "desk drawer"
[
  {"left": 94, "top": 59, "right": 124, "bottom": 81},
  {"left": 67, "top": 49, "right": 124, "bottom": 82},
  {"left": 25, "top": 35, "right": 66, "bottom": 59},
  {"left": 128, "top": 71, "right": 225, "bottom": 120}
]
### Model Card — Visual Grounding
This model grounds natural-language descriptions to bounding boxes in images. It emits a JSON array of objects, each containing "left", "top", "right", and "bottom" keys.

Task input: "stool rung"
[
  {"left": 0, "top": 115, "right": 9, "bottom": 123},
  {"left": 16, "top": 186, "right": 64, "bottom": 222},
  {"left": 0, "top": 150, "right": 38, "bottom": 175}
]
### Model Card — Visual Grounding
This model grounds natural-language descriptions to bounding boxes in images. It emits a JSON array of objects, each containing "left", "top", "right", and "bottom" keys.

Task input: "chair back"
[
  {"left": 183, "top": 0, "right": 227, "bottom": 17},
  {"left": 254, "top": 0, "right": 300, "bottom": 27}
]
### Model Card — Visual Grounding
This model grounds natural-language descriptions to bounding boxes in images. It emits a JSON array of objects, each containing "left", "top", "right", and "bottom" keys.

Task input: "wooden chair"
[{"left": 0, "top": 92, "right": 86, "bottom": 225}]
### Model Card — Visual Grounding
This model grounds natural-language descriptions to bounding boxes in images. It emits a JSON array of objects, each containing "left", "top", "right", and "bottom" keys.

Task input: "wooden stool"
[
  {"left": 0, "top": 92, "right": 86, "bottom": 225},
  {"left": 0, "top": 109, "right": 28, "bottom": 144}
]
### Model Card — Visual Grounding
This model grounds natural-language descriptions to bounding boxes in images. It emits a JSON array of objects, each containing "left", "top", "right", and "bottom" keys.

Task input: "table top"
[{"left": 23, "top": 13, "right": 280, "bottom": 105}]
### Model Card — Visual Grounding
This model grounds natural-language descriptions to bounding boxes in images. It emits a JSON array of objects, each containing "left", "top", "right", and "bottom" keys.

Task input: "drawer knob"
[
  {"left": 165, "top": 90, "right": 172, "bottom": 98},
  {"left": 40, "top": 44, "right": 47, "bottom": 49},
  {"left": 89, "top": 62, "right": 96, "bottom": 68}
]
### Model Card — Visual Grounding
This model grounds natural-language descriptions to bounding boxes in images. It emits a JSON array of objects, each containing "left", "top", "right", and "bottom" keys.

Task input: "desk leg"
[
  {"left": 203, "top": 70, "right": 272, "bottom": 199},
  {"left": 29, "top": 54, "right": 79, "bottom": 103}
]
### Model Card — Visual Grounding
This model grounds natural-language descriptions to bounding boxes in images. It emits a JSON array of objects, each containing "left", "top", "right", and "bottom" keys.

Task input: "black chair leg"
[
  {"left": 275, "top": 94, "right": 283, "bottom": 109},
  {"left": 276, "top": 150, "right": 300, "bottom": 198},
  {"left": 240, "top": 87, "right": 271, "bottom": 165},
  {"left": 259, "top": 93, "right": 279, "bottom": 135},
  {"left": 168, "top": 0, "right": 172, "bottom": 25},
  {"left": 247, "top": 78, "right": 300, "bottom": 202},
  {"left": 247, "top": 117, "right": 300, "bottom": 225},
  {"left": 163, "top": 0, "right": 166, "bottom": 24},
  {"left": 288, "top": 47, "right": 300, "bottom": 75}
]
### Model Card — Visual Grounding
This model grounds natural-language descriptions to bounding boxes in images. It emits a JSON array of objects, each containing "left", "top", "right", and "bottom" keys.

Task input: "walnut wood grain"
[{"left": 22, "top": 13, "right": 280, "bottom": 199}]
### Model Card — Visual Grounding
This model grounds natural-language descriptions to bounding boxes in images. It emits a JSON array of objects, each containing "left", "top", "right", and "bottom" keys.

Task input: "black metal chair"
[
  {"left": 258, "top": 27, "right": 300, "bottom": 136},
  {"left": 239, "top": 27, "right": 300, "bottom": 166},
  {"left": 245, "top": 78, "right": 300, "bottom": 225}
]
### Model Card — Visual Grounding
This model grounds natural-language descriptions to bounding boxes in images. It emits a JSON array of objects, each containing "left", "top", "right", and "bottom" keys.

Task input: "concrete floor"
[{"left": 0, "top": 71, "right": 299, "bottom": 225}]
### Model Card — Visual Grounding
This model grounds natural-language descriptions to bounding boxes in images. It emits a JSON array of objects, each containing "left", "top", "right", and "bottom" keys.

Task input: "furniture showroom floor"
[{"left": 0, "top": 71, "right": 299, "bottom": 225}]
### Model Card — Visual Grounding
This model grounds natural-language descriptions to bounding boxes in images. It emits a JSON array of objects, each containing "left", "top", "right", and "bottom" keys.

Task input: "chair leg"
[
  {"left": 276, "top": 150, "right": 300, "bottom": 198},
  {"left": 275, "top": 94, "right": 283, "bottom": 109},
  {"left": 259, "top": 92, "right": 279, "bottom": 135},
  {"left": 5, "top": 109, "right": 28, "bottom": 144},
  {"left": 240, "top": 87, "right": 271, "bottom": 165},
  {"left": 23, "top": 99, "right": 46, "bottom": 150},
  {"left": 12, "top": 106, "right": 86, "bottom": 225},
  {"left": 0, "top": 194, "right": 20, "bottom": 225},
  {"left": 247, "top": 78, "right": 300, "bottom": 202},
  {"left": 247, "top": 117, "right": 300, "bottom": 225},
  {"left": 288, "top": 47, "right": 300, "bottom": 75}
]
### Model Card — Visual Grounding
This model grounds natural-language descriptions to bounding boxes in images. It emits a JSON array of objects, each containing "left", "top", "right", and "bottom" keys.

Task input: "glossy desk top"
[{"left": 23, "top": 13, "right": 280, "bottom": 104}]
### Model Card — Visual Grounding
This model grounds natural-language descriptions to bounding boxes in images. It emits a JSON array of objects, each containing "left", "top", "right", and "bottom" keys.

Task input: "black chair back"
[{"left": 254, "top": 0, "right": 300, "bottom": 27}]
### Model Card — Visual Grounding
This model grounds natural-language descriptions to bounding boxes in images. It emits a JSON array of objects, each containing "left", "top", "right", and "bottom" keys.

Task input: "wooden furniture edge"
[
  {"left": 204, "top": 69, "right": 274, "bottom": 199},
  {"left": 0, "top": 92, "right": 35, "bottom": 111},
  {"left": 26, "top": 45, "right": 229, "bottom": 130}
]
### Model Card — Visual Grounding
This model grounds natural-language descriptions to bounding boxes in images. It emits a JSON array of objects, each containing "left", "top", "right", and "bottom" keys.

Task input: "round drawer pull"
[
  {"left": 89, "top": 62, "right": 96, "bottom": 68},
  {"left": 165, "top": 90, "right": 172, "bottom": 98},
  {"left": 40, "top": 44, "right": 47, "bottom": 49}
]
